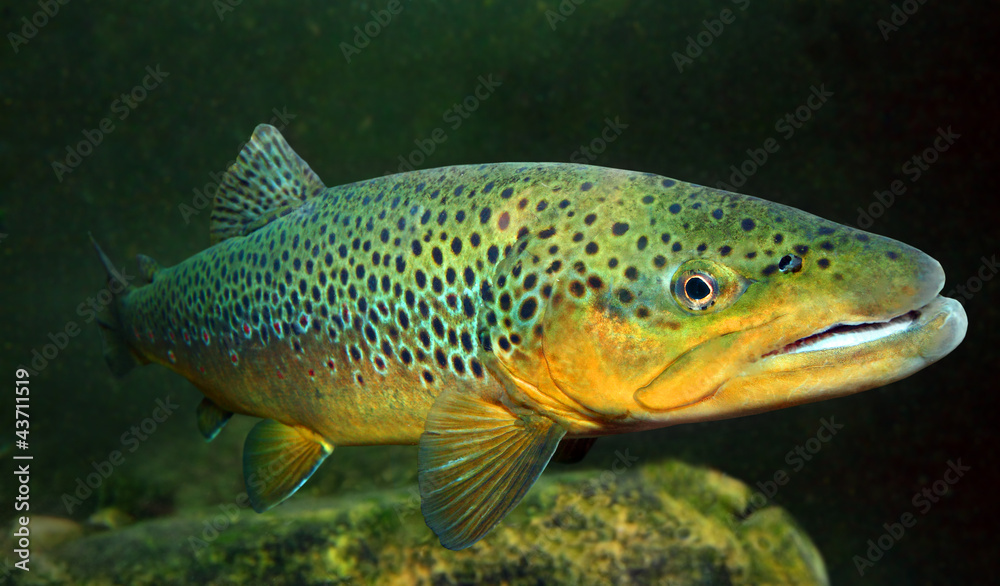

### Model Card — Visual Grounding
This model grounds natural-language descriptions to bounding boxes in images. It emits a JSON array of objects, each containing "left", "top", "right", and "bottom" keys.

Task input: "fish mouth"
[
  {"left": 761, "top": 296, "right": 967, "bottom": 363},
  {"left": 762, "top": 309, "right": 922, "bottom": 358}
]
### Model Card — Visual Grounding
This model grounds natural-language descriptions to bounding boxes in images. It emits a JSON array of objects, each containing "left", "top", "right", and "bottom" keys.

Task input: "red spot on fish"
[
  {"left": 183, "top": 331, "right": 191, "bottom": 344},
  {"left": 276, "top": 370, "right": 284, "bottom": 379},
  {"left": 230, "top": 350, "right": 238, "bottom": 364},
  {"left": 326, "top": 359, "right": 335, "bottom": 369},
  {"left": 147, "top": 330, "right": 155, "bottom": 342},
  {"left": 168, "top": 330, "right": 175, "bottom": 343},
  {"left": 308, "top": 369, "right": 315, "bottom": 376},
  {"left": 243, "top": 323, "right": 251, "bottom": 335},
  {"left": 498, "top": 212, "right": 510, "bottom": 230},
  {"left": 273, "top": 322, "right": 282, "bottom": 335},
  {"left": 199, "top": 366, "right": 206, "bottom": 374},
  {"left": 167, "top": 350, "right": 177, "bottom": 364},
  {"left": 299, "top": 315, "right": 308, "bottom": 328},
  {"left": 202, "top": 329, "right": 210, "bottom": 345}
]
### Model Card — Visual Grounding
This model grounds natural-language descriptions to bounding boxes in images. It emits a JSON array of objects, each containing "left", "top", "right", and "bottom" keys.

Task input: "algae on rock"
[{"left": 29, "top": 458, "right": 828, "bottom": 585}]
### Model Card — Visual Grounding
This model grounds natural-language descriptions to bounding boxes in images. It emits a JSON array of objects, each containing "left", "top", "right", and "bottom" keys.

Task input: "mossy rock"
[{"left": 23, "top": 459, "right": 828, "bottom": 585}]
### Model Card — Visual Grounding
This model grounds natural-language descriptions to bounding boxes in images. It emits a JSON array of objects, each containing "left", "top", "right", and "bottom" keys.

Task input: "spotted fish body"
[{"left": 94, "top": 125, "right": 967, "bottom": 550}]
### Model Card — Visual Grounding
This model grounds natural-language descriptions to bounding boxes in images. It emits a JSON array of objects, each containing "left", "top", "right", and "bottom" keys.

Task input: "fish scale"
[
  {"left": 91, "top": 123, "right": 966, "bottom": 551},
  {"left": 123, "top": 158, "right": 705, "bottom": 440}
]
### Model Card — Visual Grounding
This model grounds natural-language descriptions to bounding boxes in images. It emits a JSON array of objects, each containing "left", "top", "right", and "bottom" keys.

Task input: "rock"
[
  {"left": 5, "top": 516, "right": 83, "bottom": 552},
  {"left": 36, "top": 458, "right": 827, "bottom": 585},
  {"left": 85, "top": 507, "right": 135, "bottom": 532}
]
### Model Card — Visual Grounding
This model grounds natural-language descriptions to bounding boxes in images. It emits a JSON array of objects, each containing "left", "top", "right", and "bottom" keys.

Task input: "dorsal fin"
[
  {"left": 135, "top": 254, "right": 162, "bottom": 285},
  {"left": 209, "top": 124, "right": 326, "bottom": 244}
]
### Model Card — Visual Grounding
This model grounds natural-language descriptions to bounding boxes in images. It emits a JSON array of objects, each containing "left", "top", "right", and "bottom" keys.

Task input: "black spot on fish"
[{"left": 519, "top": 297, "right": 538, "bottom": 320}]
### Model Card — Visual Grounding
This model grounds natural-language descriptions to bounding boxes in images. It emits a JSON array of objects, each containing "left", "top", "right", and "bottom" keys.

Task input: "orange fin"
[
  {"left": 418, "top": 388, "right": 566, "bottom": 550},
  {"left": 196, "top": 397, "right": 233, "bottom": 442},
  {"left": 243, "top": 419, "right": 332, "bottom": 512}
]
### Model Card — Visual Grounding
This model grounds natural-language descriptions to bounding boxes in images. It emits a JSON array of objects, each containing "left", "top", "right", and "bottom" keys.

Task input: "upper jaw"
[
  {"left": 759, "top": 295, "right": 967, "bottom": 366},
  {"left": 762, "top": 308, "right": 923, "bottom": 359}
]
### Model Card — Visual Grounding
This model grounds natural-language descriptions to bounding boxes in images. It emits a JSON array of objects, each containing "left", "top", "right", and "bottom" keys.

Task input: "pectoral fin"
[
  {"left": 243, "top": 419, "right": 333, "bottom": 513},
  {"left": 418, "top": 387, "right": 566, "bottom": 550},
  {"left": 196, "top": 397, "right": 233, "bottom": 441}
]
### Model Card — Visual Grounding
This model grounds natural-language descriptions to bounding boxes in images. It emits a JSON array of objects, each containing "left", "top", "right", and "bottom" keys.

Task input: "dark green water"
[{"left": 2, "top": 1, "right": 996, "bottom": 584}]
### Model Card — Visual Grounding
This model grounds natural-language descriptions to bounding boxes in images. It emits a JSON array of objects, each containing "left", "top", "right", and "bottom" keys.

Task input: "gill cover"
[{"left": 480, "top": 231, "right": 753, "bottom": 420}]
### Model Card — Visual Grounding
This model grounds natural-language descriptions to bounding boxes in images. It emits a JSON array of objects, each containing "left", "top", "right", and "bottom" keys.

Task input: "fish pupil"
[{"left": 685, "top": 276, "right": 711, "bottom": 301}]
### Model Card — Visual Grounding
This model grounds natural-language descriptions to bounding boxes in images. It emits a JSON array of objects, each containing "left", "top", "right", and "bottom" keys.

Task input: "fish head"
[{"left": 490, "top": 177, "right": 967, "bottom": 432}]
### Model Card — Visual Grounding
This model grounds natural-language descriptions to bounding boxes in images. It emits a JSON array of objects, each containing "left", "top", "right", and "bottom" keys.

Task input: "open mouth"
[{"left": 763, "top": 309, "right": 922, "bottom": 358}]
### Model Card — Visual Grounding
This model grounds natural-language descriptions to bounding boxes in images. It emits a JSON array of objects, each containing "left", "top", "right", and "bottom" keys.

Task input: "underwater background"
[{"left": 1, "top": 0, "right": 997, "bottom": 584}]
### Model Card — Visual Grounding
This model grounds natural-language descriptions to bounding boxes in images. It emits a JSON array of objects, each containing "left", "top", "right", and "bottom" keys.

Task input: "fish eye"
[
  {"left": 676, "top": 271, "right": 718, "bottom": 311},
  {"left": 778, "top": 254, "right": 803, "bottom": 273}
]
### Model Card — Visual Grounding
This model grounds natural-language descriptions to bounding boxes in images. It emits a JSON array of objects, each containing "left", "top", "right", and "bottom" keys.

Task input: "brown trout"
[{"left": 92, "top": 124, "right": 967, "bottom": 549}]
